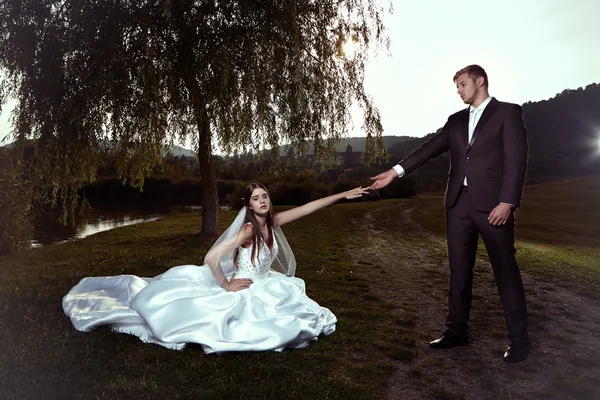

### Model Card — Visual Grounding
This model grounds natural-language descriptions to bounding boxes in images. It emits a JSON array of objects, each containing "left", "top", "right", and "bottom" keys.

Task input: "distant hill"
[
  {"left": 274, "top": 135, "right": 413, "bottom": 156},
  {"left": 164, "top": 145, "right": 196, "bottom": 158},
  {"left": 332, "top": 135, "right": 414, "bottom": 153},
  {"left": 100, "top": 140, "right": 198, "bottom": 158},
  {"left": 1, "top": 139, "right": 197, "bottom": 159},
  {"left": 521, "top": 84, "right": 600, "bottom": 183}
]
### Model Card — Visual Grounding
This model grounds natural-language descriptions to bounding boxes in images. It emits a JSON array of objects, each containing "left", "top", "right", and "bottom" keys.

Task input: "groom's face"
[{"left": 455, "top": 73, "right": 479, "bottom": 105}]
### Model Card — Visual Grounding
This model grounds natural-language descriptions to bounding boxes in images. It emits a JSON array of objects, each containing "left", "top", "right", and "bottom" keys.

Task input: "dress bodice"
[{"left": 237, "top": 239, "right": 278, "bottom": 276}]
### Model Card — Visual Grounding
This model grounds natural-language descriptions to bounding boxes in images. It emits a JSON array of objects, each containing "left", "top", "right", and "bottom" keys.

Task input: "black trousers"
[{"left": 445, "top": 186, "right": 529, "bottom": 344}]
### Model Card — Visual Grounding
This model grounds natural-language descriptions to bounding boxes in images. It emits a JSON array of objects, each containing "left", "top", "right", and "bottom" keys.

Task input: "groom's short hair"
[{"left": 454, "top": 65, "right": 489, "bottom": 88}]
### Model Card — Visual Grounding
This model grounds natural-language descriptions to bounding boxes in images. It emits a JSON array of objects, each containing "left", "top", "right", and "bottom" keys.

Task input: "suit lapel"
[
  {"left": 467, "top": 97, "right": 498, "bottom": 153},
  {"left": 459, "top": 109, "right": 469, "bottom": 150}
]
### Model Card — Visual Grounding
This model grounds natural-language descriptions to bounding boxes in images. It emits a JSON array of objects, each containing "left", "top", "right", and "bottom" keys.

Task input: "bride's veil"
[
  {"left": 272, "top": 226, "right": 296, "bottom": 277},
  {"left": 203, "top": 207, "right": 296, "bottom": 280},
  {"left": 202, "top": 208, "right": 246, "bottom": 279}
]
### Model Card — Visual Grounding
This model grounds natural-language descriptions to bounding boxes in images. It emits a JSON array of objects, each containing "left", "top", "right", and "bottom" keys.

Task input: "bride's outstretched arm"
[
  {"left": 205, "top": 226, "right": 253, "bottom": 291},
  {"left": 272, "top": 186, "right": 369, "bottom": 227}
]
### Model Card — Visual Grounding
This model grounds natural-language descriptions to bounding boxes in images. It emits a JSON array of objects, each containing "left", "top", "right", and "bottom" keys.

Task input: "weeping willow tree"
[{"left": 0, "top": 0, "right": 390, "bottom": 244}]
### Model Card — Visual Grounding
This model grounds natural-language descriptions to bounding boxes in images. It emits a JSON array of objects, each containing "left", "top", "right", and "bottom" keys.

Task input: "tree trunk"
[{"left": 197, "top": 109, "right": 219, "bottom": 236}]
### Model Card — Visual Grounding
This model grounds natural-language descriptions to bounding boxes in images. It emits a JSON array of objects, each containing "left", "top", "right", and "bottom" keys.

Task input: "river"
[{"left": 32, "top": 202, "right": 204, "bottom": 247}]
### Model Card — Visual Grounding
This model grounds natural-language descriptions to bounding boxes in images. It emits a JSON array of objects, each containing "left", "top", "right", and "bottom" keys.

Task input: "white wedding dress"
[{"left": 63, "top": 237, "right": 337, "bottom": 353}]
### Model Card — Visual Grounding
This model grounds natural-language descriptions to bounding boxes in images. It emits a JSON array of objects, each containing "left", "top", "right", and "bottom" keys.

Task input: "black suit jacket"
[{"left": 400, "top": 98, "right": 528, "bottom": 212}]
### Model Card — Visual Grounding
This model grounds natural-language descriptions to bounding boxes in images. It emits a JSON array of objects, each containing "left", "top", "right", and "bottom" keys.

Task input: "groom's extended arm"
[{"left": 370, "top": 119, "right": 452, "bottom": 189}]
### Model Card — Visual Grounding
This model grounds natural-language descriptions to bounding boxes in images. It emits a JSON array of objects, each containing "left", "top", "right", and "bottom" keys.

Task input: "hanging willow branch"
[{"left": 0, "top": 0, "right": 391, "bottom": 236}]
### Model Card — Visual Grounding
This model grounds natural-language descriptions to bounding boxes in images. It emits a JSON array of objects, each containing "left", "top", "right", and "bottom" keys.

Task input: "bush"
[
  {"left": 0, "top": 148, "right": 33, "bottom": 254},
  {"left": 216, "top": 179, "right": 244, "bottom": 203},
  {"left": 171, "top": 178, "right": 202, "bottom": 198}
]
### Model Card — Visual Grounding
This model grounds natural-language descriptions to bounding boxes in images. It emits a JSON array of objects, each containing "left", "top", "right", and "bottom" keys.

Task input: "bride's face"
[{"left": 249, "top": 188, "right": 270, "bottom": 216}]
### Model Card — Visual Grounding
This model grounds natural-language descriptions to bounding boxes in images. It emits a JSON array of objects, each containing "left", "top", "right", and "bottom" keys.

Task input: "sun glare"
[{"left": 342, "top": 39, "right": 358, "bottom": 59}]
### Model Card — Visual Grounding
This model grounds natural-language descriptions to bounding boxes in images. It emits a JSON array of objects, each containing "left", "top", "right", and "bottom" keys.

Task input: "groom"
[{"left": 370, "top": 64, "right": 529, "bottom": 363}]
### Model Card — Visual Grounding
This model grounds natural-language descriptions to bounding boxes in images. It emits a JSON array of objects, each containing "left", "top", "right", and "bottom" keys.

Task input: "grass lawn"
[
  {"left": 1, "top": 175, "right": 599, "bottom": 399},
  {"left": 0, "top": 203, "right": 404, "bottom": 400}
]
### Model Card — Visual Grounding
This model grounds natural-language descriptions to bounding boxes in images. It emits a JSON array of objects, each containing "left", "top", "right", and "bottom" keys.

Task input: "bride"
[{"left": 63, "top": 183, "right": 369, "bottom": 353}]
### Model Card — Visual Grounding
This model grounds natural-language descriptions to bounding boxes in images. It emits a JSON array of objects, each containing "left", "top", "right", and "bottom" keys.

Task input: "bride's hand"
[
  {"left": 224, "top": 274, "right": 253, "bottom": 291},
  {"left": 344, "top": 186, "right": 371, "bottom": 200}
]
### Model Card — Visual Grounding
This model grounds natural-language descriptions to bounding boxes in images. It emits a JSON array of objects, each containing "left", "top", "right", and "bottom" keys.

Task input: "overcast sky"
[
  {"left": 353, "top": 0, "right": 600, "bottom": 137},
  {"left": 2, "top": 0, "right": 599, "bottom": 144}
]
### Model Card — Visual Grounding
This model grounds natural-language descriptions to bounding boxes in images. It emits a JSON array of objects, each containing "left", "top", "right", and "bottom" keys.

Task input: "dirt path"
[{"left": 348, "top": 203, "right": 600, "bottom": 400}]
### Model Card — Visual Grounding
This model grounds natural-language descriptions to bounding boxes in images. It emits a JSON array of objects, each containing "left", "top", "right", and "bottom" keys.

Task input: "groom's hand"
[
  {"left": 369, "top": 169, "right": 397, "bottom": 190},
  {"left": 487, "top": 203, "right": 513, "bottom": 226}
]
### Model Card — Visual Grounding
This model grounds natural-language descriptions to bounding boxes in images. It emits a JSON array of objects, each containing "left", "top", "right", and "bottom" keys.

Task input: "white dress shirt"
[{"left": 463, "top": 96, "right": 492, "bottom": 185}]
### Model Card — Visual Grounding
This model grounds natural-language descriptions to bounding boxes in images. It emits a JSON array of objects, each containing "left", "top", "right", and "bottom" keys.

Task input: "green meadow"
[{"left": 1, "top": 175, "right": 599, "bottom": 400}]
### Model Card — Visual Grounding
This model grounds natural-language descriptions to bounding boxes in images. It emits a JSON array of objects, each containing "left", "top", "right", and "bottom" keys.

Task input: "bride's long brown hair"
[{"left": 233, "top": 183, "right": 274, "bottom": 267}]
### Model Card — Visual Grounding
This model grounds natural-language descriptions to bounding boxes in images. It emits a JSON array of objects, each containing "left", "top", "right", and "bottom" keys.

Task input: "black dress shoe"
[
  {"left": 429, "top": 331, "right": 469, "bottom": 349},
  {"left": 503, "top": 342, "right": 529, "bottom": 363}
]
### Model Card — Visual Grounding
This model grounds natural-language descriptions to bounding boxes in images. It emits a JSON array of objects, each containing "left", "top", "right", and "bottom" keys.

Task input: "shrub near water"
[{"left": 0, "top": 148, "right": 33, "bottom": 254}]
